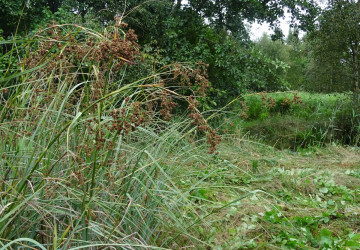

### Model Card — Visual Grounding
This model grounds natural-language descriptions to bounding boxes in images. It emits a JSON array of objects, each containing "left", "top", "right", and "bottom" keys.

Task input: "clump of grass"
[{"left": 0, "top": 20, "right": 222, "bottom": 249}]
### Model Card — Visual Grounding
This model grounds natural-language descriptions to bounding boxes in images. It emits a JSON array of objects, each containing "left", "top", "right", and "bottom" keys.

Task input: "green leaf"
[
  {"left": 229, "top": 228, "right": 236, "bottom": 236},
  {"left": 344, "top": 240, "right": 360, "bottom": 249},
  {"left": 319, "top": 228, "right": 333, "bottom": 247},
  {"left": 319, "top": 187, "right": 328, "bottom": 194},
  {"left": 349, "top": 233, "right": 360, "bottom": 241}
]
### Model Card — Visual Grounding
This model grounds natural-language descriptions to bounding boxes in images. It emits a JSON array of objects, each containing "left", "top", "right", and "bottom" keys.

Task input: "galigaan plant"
[{"left": 21, "top": 17, "right": 221, "bottom": 155}]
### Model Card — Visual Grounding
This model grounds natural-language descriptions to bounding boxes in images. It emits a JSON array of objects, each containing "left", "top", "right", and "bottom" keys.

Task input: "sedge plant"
[{"left": 0, "top": 19, "right": 223, "bottom": 249}]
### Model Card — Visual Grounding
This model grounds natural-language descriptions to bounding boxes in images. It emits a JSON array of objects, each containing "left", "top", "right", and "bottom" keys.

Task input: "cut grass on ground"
[{"left": 173, "top": 136, "right": 360, "bottom": 249}]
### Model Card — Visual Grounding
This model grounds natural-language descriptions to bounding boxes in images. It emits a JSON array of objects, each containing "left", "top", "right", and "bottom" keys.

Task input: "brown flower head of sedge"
[
  {"left": 106, "top": 101, "right": 148, "bottom": 136},
  {"left": 240, "top": 100, "right": 249, "bottom": 119},
  {"left": 187, "top": 95, "right": 221, "bottom": 154},
  {"left": 293, "top": 93, "right": 303, "bottom": 104},
  {"left": 25, "top": 19, "right": 140, "bottom": 92},
  {"left": 260, "top": 91, "right": 276, "bottom": 108},
  {"left": 173, "top": 62, "right": 210, "bottom": 96},
  {"left": 159, "top": 90, "right": 178, "bottom": 121}
]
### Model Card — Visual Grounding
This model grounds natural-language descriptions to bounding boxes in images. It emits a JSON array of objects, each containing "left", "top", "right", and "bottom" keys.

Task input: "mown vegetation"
[{"left": 0, "top": 0, "right": 359, "bottom": 249}]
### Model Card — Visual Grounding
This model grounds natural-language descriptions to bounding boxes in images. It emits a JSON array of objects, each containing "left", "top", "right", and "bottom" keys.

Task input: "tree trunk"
[
  {"left": 352, "top": 40, "right": 360, "bottom": 144},
  {"left": 356, "top": 1, "right": 360, "bottom": 104}
]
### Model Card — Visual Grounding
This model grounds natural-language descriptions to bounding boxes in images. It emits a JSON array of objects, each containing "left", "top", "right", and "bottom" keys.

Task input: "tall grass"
[{"left": 0, "top": 21, "right": 224, "bottom": 249}]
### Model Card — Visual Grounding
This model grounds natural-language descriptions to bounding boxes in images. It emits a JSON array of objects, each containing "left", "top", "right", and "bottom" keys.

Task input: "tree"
[
  {"left": 1, "top": 0, "right": 320, "bottom": 38},
  {"left": 284, "top": 30, "right": 310, "bottom": 90},
  {"left": 308, "top": 0, "right": 360, "bottom": 100},
  {"left": 181, "top": 0, "right": 319, "bottom": 39},
  {"left": 254, "top": 34, "right": 291, "bottom": 89},
  {"left": 0, "top": 0, "right": 48, "bottom": 37},
  {"left": 256, "top": 33, "right": 289, "bottom": 62}
]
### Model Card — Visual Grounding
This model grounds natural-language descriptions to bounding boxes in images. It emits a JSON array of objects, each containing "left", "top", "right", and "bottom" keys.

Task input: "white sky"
[{"left": 249, "top": 13, "right": 293, "bottom": 41}]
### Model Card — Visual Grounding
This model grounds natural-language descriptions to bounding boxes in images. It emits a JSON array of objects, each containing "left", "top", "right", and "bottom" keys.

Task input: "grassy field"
[
  {"left": 1, "top": 24, "right": 360, "bottom": 249},
  {"left": 179, "top": 137, "right": 360, "bottom": 248}
]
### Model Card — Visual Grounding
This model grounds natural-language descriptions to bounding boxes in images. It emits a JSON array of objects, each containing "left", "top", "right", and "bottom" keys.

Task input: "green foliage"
[
  {"left": 231, "top": 92, "right": 360, "bottom": 149},
  {"left": 245, "top": 96, "right": 268, "bottom": 120},
  {"left": 185, "top": 0, "right": 319, "bottom": 39},
  {"left": 256, "top": 34, "right": 289, "bottom": 62},
  {"left": 0, "top": 29, "right": 7, "bottom": 71},
  {"left": 334, "top": 103, "right": 360, "bottom": 145},
  {"left": 306, "top": 0, "right": 360, "bottom": 94},
  {"left": 255, "top": 32, "right": 312, "bottom": 91},
  {"left": 285, "top": 30, "right": 310, "bottom": 90},
  {"left": 0, "top": 0, "right": 46, "bottom": 37},
  {"left": 153, "top": 11, "right": 291, "bottom": 107}
]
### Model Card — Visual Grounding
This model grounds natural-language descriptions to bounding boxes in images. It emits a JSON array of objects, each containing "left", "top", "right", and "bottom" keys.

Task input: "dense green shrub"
[
  {"left": 246, "top": 96, "right": 268, "bottom": 120},
  {"left": 229, "top": 92, "right": 358, "bottom": 149}
]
